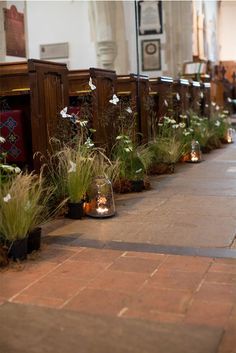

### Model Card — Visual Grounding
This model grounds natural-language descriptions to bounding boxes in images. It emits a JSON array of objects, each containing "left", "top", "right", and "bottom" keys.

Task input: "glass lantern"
[
  {"left": 190, "top": 140, "right": 202, "bottom": 162},
  {"left": 226, "top": 128, "right": 233, "bottom": 143},
  {"left": 86, "top": 176, "right": 116, "bottom": 218}
]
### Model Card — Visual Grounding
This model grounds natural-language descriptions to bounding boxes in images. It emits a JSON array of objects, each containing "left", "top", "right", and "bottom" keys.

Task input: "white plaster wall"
[
  {"left": 219, "top": 0, "right": 236, "bottom": 60},
  {"left": 26, "top": 0, "right": 97, "bottom": 69}
]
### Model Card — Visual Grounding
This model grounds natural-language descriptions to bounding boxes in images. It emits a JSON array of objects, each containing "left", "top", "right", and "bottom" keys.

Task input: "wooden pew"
[
  {"left": 201, "top": 82, "right": 211, "bottom": 118},
  {"left": 189, "top": 80, "right": 202, "bottom": 116},
  {"left": 148, "top": 77, "right": 174, "bottom": 138},
  {"left": 116, "top": 74, "right": 149, "bottom": 143},
  {"left": 173, "top": 79, "right": 190, "bottom": 120},
  {"left": 0, "top": 59, "right": 68, "bottom": 171},
  {"left": 68, "top": 68, "right": 116, "bottom": 151}
]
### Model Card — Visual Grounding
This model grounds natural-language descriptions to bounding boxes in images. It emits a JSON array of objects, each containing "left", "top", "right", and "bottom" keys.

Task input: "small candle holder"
[
  {"left": 86, "top": 176, "right": 116, "bottom": 218},
  {"left": 226, "top": 128, "right": 233, "bottom": 143},
  {"left": 187, "top": 140, "right": 202, "bottom": 163}
]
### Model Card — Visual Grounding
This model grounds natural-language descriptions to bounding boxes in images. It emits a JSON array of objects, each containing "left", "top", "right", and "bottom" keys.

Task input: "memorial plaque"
[
  {"left": 4, "top": 5, "right": 26, "bottom": 58},
  {"left": 142, "top": 39, "right": 161, "bottom": 71}
]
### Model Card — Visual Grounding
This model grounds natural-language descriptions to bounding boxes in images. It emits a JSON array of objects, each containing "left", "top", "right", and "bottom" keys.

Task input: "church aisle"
[{"left": 1, "top": 143, "right": 236, "bottom": 353}]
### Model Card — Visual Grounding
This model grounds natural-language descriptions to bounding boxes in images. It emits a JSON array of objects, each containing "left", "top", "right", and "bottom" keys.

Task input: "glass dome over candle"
[
  {"left": 190, "top": 140, "right": 202, "bottom": 162},
  {"left": 86, "top": 176, "right": 116, "bottom": 218},
  {"left": 226, "top": 128, "right": 233, "bottom": 143}
]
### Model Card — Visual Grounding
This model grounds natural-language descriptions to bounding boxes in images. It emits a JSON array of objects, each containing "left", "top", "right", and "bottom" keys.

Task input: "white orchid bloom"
[
  {"left": 126, "top": 107, "right": 132, "bottom": 114},
  {"left": 124, "top": 146, "right": 133, "bottom": 152},
  {"left": 227, "top": 97, "right": 232, "bottom": 103},
  {"left": 135, "top": 168, "right": 142, "bottom": 174},
  {"left": 79, "top": 120, "right": 88, "bottom": 127},
  {"left": 211, "top": 102, "right": 216, "bottom": 107},
  {"left": 14, "top": 167, "right": 21, "bottom": 174},
  {"left": 172, "top": 124, "right": 179, "bottom": 129},
  {"left": 205, "top": 104, "right": 209, "bottom": 108},
  {"left": 179, "top": 122, "right": 186, "bottom": 128},
  {"left": 215, "top": 120, "right": 220, "bottom": 127},
  {"left": 1, "top": 164, "right": 15, "bottom": 172},
  {"left": 176, "top": 93, "right": 180, "bottom": 101},
  {"left": 164, "top": 99, "right": 168, "bottom": 107},
  {"left": 84, "top": 137, "right": 94, "bottom": 148},
  {"left": 183, "top": 131, "right": 190, "bottom": 136},
  {"left": 170, "top": 119, "right": 176, "bottom": 124},
  {"left": 89, "top": 77, "right": 96, "bottom": 91},
  {"left": 109, "top": 94, "right": 119, "bottom": 105},
  {"left": 3, "top": 193, "right": 11, "bottom": 203},
  {"left": 0, "top": 136, "right": 6, "bottom": 143},
  {"left": 116, "top": 135, "right": 123, "bottom": 140},
  {"left": 60, "top": 107, "right": 72, "bottom": 119},
  {"left": 216, "top": 105, "right": 220, "bottom": 111},
  {"left": 68, "top": 161, "right": 76, "bottom": 173}
]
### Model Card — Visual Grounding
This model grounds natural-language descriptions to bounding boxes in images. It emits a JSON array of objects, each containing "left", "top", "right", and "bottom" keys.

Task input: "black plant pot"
[
  {"left": 130, "top": 180, "right": 144, "bottom": 192},
  {"left": 8, "top": 238, "right": 28, "bottom": 261},
  {"left": 67, "top": 201, "right": 84, "bottom": 219},
  {"left": 27, "top": 227, "right": 42, "bottom": 254}
]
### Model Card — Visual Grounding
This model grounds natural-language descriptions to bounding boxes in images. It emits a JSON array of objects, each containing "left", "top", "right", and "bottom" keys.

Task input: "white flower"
[
  {"left": 3, "top": 193, "right": 11, "bottom": 203},
  {"left": 116, "top": 135, "right": 123, "bottom": 140},
  {"left": 216, "top": 105, "right": 220, "bottom": 111},
  {"left": 135, "top": 168, "right": 142, "bottom": 174},
  {"left": 84, "top": 137, "right": 94, "bottom": 148},
  {"left": 68, "top": 161, "right": 76, "bottom": 173},
  {"left": 109, "top": 94, "right": 119, "bottom": 105},
  {"left": 14, "top": 167, "right": 21, "bottom": 174},
  {"left": 170, "top": 119, "right": 176, "bottom": 124},
  {"left": 164, "top": 99, "right": 168, "bottom": 107},
  {"left": 79, "top": 120, "right": 88, "bottom": 127},
  {"left": 176, "top": 93, "right": 180, "bottom": 101},
  {"left": 60, "top": 107, "right": 72, "bottom": 119},
  {"left": 1, "top": 164, "right": 15, "bottom": 172},
  {"left": 172, "top": 124, "right": 179, "bottom": 129},
  {"left": 215, "top": 120, "right": 220, "bottom": 127},
  {"left": 227, "top": 97, "right": 232, "bottom": 103},
  {"left": 89, "top": 77, "right": 96, "bottom": 91},
  {"left": 205, "top": 104, "right": 209, "bottom": 108},
  {"left": 0, "top": 136, "right": 6, "bottom": 143},
  {"left": 124, "top": 146, "right": 133, "bottom": 152},
  {"left": 126, "top": 107, "right": 132, "bottom": 114},
  {"left": 24, "top": 201, "right": 31, "bottom": 211},
  {"left": 183, "top": 131, "right": 190, "bottom": 136},
  {"left": 179, "top": 122, "right": 186, "bottom": 128},
  {"left": 180, "top": 114, "right": 187, "bottom": 119},
  {"left": 158, "top": 123, "right": 163, "bottom": 127},
  {"left": 211, "top": 102, "right": 216, "bottom": 107},
  {"left": 200, "top": 92, "right": 204, "bottom": 98}
]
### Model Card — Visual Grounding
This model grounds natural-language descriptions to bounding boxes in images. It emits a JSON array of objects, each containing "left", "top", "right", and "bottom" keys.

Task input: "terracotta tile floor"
[{"left": 1, "top": 244, "right": 236, "bottom": 353}]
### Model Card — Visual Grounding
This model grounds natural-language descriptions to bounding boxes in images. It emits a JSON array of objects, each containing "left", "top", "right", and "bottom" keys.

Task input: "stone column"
[
  {"left": 163, "top": 0, "right": 193, "bottom": 77},
  {"left": 89, "top": 1, "right": 117, "bottom": 70}
]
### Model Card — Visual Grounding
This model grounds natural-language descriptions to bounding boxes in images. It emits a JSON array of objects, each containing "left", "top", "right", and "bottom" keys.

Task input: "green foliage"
[{"left": 0, "top": 172, "right": 54, "bottom": 242}]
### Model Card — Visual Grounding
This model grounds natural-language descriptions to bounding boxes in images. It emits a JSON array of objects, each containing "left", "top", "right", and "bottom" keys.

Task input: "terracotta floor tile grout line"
[
  {"left": 58, "top": 259, "right": 124, "bottom": 310},
  {"left": 8, "top": 247, "right": 88, "bottom": 302}
]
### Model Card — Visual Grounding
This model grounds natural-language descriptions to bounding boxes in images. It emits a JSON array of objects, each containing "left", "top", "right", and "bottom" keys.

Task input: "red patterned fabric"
[{"left": 0, "top": 110, "right": 27, "bottom": 163}]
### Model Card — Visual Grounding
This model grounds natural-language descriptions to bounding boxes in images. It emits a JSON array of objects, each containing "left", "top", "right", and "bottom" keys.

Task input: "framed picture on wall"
[
  {"left": 141, "top": 39, "right": 161, "bottom": 71},
  {"left": 138, "top": 1, "right": 163, "bottom": 35}
]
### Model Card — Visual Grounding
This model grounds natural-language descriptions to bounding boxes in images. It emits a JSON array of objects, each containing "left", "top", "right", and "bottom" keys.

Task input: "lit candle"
[
  {"left": 191, "top": 151, "right": 199, "bottom": 162},
  {"left": 96, "top": 206, "right": 109, "bottom": 215}
]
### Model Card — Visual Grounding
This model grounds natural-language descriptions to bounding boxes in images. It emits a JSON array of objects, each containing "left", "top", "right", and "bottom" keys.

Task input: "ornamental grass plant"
[{"left": 0, "top": 172, "right": 54, "bottom": 243}]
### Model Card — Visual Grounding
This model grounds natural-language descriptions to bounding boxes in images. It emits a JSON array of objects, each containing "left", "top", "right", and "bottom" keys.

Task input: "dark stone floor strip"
[{"left": 43, "top": 235, "right": 236, "bottom": 259}]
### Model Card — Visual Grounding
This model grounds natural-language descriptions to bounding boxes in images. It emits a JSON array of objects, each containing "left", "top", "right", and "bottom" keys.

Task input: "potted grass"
[
  {"left": 57, "top": 141, "right": 95, "bottom": 219},
  {"left": 0, "top": 172, "right": 52, "bottom": 260},
  {"left": 149, "top": 136, "right": 186, "bottom": 174},
  {"left": 112, "top": 135, "right": 153, "bottom": 193}
]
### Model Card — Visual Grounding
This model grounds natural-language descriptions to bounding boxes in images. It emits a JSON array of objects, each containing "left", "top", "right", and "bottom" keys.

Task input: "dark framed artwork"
[
  {"left": 4, "top": 5, "right": 26, "bottom": 57},
  {"left": 141, "top": 39, "right": 161, "bottom": 71},
  {"left": 138, "top": 1, "right": 163, "bottom": 35}
]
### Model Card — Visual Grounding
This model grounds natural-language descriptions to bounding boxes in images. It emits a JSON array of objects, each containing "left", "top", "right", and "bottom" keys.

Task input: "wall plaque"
[{"left": 4, "top": 5, "right": 26, "bottom": 57}]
